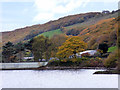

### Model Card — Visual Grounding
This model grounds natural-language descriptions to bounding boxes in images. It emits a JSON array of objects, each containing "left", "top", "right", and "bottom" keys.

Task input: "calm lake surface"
[{"left": 0, "top": 69, "right": 118, "bottom": 88}]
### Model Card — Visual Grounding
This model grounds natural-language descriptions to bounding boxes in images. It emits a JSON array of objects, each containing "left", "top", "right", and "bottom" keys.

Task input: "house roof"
[{"left": 76, "top": 50, "right": 97, "bottom": 56}]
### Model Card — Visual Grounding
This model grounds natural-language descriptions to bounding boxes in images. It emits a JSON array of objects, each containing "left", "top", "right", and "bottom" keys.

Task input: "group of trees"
[
  {"left": 2, "top": 34, "right": 112, "bottom": 63},
  {"left": 26, "top": 35, "right": 88, "bottom": 62},
  {"left": 2, "top": 42, "right": 15, "bottom": 62},
  {"left": 2, "top": 42, "right": 25, "bottom": 63},
  {"left": 31, "top": 34, "right": 68, "bottom": 61},
  {"left": 32, "top": 36, "right": 54, "bottom": 61},
  {"left": 1, "top": 34, "right": 68, "bottom": 62},
  {"left": 2, "top": 34, "right": 108, "bottom": 63}
]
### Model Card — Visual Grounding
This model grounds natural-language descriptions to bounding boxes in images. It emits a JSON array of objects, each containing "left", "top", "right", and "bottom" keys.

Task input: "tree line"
[
  {"left": 2, "top": 34, "right": 89, "bottom": 63},
  {"left": 2, "top": 34, "right": 110, "bottom": 63}
]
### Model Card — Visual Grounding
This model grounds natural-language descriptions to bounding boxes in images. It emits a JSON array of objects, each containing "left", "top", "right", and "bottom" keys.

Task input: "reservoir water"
[{"left": 0, "top": 69, "right": 118, "bottom": 88}]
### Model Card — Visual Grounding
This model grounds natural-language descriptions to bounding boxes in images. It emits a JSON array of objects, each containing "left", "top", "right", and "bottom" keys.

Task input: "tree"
[
  {"left": 15, "top": 42, "right": 25, "bottom": 52},
  {"left": 117, "top": 24, "right": 120, "bottom": 71},
  {"left": 24, "top": 38, "right": 34, "bottom": 51},
  {"left": 32, "top": 35, "right": 53, "bottom": 62},
  {"left": 2, "top": 41, "right": 15, "bottom": 62},
  {"left": 14, "top": 42, "right": 25, "bottom": 62},
  {"left": 98, "top": 42, "right": 108, "bottom": 54},
  {"left": 57, "top": 36, "right": 87, "bottom": 59},
  {"left": 50, "top": 34, "right": 68, "bottom": 57}
]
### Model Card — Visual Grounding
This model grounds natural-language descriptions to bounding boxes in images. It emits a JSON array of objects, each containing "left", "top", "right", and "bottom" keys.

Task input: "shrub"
[
  {"left": 82, "top": 57, "right": 103, "bottom": 67},
  {"left": 104, "top": 50, "right": 118, "bottom": 68},
  {"left": 48, "top": 56, "right": 104, "bottom": 67},
  {"left": 48, "top": 59, "right": 61, "bottom": 66}
]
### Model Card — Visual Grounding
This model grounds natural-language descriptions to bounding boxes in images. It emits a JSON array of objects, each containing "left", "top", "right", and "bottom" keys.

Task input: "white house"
[
  {"left": 23, "top": 57, "right": 34, "bottom": 60},
  {"left": 78, "top": 50, "right": 97, "bottom": 56},
  {"left": 69, "top": 50, "right": 98, "bottom": 58}
]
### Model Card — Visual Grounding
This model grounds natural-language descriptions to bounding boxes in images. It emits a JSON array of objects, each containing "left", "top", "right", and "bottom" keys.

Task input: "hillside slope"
[
  {"left": 2, "top": 12, "right": 100, "bottom": 45},
  {"left": 1, "top": 10, "right": 120, "bottom": 47}
]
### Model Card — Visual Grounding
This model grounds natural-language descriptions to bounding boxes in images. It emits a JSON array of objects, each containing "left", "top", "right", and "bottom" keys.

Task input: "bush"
[
  {"left": 84, "top": 57, "right": 103, "bottom": 67},
  {"left": 104, "top": 50, "right": 118, "bottom": 68},
  {"left": 48, "top": 56, "right": 104, "bottom": 67},
  {"left": 48, "top": 59, "right": 60, "bottom": 66},
  {"left": 48, "top": 59, "right": 74, "bottom": 66},
  {"left": 48, "top": 57, "right": 88, "bottom": 67}
]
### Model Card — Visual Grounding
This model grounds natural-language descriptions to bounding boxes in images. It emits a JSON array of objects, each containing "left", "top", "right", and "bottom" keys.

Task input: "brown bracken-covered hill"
[
  {"left": 2, "top": 12, "right": 101, "bottom": 45},
  {"left": 1, "top": 10, "right": 119, "bottom": 49}
]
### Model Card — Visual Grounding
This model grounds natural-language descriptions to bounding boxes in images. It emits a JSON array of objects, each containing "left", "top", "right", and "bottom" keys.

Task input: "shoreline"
[
  {"left": 1, "top": 66, "right": 119, "bottom": 74},
  {"left": 94, "top": 70, "right": 120, "bottom": 74},
  {"left": 0, "top": 66, "right": 112, "bottom": 70}
]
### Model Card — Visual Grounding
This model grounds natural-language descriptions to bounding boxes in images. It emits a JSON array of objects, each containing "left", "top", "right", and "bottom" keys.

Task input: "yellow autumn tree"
[{"left": 57, "top": 36, "right": 87, "bottom": 59}]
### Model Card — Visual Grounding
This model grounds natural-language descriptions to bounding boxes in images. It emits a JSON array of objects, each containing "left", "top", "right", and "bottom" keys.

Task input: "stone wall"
[{"left": 0, "top": 62, "right": 48, "bottom": 69}]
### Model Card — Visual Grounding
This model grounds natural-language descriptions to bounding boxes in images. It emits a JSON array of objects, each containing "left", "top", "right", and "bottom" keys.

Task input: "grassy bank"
[
  {"left": 107, "top": 46, "right": 117, "bottom": 52},
  {"left": 40, "top": 29, "right": 63, "bottom": 38}
]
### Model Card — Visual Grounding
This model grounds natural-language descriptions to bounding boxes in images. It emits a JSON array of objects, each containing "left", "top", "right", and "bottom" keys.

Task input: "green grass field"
[
  {"left": 107, "top": 46, "right": 117, "bottom": 52},
  {"left": 40, "top": 29, "right": 63, "bottom": 38}
]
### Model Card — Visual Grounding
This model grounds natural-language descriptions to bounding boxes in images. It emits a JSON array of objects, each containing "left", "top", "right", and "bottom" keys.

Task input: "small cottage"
[{"left": 69, "top": 50, "right": 98, "bottom": 58}]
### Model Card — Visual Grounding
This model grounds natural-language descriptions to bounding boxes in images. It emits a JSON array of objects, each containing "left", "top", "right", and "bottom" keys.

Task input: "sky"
[{"left": 0, "top": 0, "right": 120, "bottom": 32}]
